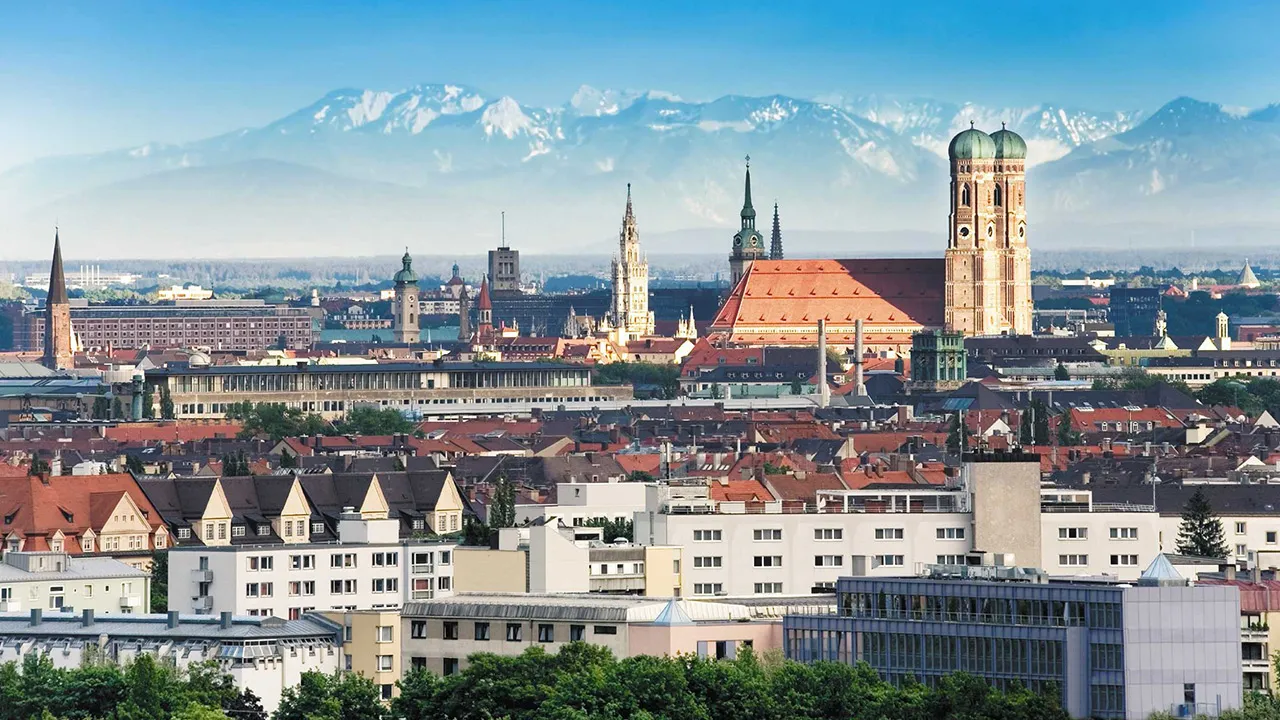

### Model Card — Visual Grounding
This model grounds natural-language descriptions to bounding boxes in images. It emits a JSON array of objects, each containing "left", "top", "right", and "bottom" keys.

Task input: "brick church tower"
[
  {"left": 944, "top": 123, "right": 1032, "bottom": 336},
  {"left": 729, "top": 157, "right": 767, "bottom": 287},
  {"left": 42, "top": 229, "right": 74, "bottom": 371}
]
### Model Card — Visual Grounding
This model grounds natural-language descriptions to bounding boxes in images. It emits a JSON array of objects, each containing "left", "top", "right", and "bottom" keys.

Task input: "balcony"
[
  {"left": 191, "top": 569, "right": 214, "bottom": 583},
  {"left": 411, "top": 564, "right": 435, "bottom": 575},
  {"left": 1242, "top": 626, "right": 1269, "bottom": 641},
  {"left": 590, "top": 576, "right": 646, "bottom": 593},
  {"left": 193, "top": 596, "right": 213, "bottom": 611},
  {"left": 120, "top": 595, "right": 141, "bottom": 610},
  {"left": 0, "top": 600, "right": 20, "bottom": 612},
  {"left": 1243, "top": 656, "right": 1270, "bottom": 673}
]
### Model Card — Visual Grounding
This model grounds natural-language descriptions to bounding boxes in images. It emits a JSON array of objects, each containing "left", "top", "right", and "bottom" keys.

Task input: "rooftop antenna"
[{"left": 501, "top": 211, "right": 506, "bottom": 249}]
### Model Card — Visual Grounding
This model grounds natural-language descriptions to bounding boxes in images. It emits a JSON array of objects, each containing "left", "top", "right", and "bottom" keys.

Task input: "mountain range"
[{"left": 2, "top": 85, "right": 1279, "bottom": 260}]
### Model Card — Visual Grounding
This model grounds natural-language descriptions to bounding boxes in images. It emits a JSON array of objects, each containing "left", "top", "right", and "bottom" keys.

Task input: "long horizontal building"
[
  {"left": 24, "top": 299, "right": 317, "bottom": 352},
  {"left": 138, "top": 360, "right": 632, "bottom": 419}
]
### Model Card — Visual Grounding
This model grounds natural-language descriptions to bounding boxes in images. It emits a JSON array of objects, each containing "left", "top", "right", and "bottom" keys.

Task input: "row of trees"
[
  {"left": 224, "top": 402, "right": 416, "bottom": 442},
  {"left": 0, "top": 653, "right": 265, "bottom": 720}
]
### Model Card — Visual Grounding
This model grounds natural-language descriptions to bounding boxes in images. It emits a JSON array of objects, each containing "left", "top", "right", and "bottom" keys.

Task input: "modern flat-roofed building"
[
  {"left": 321, "top": 609, "right": 403, "bottom": 702},
  {"left": 0, "top": 608, "right": 341, "bottom": 713},
  {"left": 784, "top": 565, "right": 1242, "bottom": 720},
  {"left": 24, "top": 299, "right": 316, "bottom": 352},
  {"left": 140, "top": 360, "right": 632, "bottom": 420},
  {"left": 0, "top": 551, "right": 150, "bottom": 614}
]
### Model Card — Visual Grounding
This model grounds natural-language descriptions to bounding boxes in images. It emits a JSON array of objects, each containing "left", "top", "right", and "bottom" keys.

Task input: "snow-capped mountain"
[{"left": 0, "top": 85, "right": 1273, "bottom": 258}]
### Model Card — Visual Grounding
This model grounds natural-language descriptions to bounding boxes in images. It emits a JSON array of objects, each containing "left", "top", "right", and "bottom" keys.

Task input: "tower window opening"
[
  {"left": 961, "top": 184, "right": 970, "bottom": 207},
  {"left": 994, "top": 185, "right": 1003, "bottom": 207}
]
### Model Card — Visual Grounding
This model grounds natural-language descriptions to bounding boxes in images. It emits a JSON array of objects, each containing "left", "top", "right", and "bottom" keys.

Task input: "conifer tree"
[{"left": 1176, "top": 488, "right": 1229, "bottom": 558}]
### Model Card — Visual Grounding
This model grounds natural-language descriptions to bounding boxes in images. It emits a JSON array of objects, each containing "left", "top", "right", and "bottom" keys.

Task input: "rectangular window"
[
  {"left": 506, "top": 623, "right": 523, "bottom": 641},
  {"left": 935, "top": 527, "right": 966, "bottom": 540},
  {"left": 814, "top": 528, "right": 843, "bottom": 541},
  {"left": 443, "top": 621, "right": 458, "bottom": 640},
  {"left": 411, "top": 620, "right": 426, "bottom": 639},
  {"left": 247, "top": 556, "right": 273, "bottom": 571},
  {"left": 302, "top": 581, "right": 315, "bottom": 596},
  {"left": 377, "top": 625, "right": 393, "bottom": 643},
  {"left": 1058, "top": 527, "right": 1088, "bottom": 540},
  {"left": 874, "top": 527, "right": 905, "bottom": 540},
  {"left": 693, "top": 529, "right": 722, "bottom": 542},
  {"left": 373, "top": 552, "right": 399, "bottom": 567},
  {"left": 693, "top": 583, "right": 723, "bottom": 595},
  {"left": 331, "top": 553, "right": 356, "bottom": 568},
  {"left": 874, "top": 555, "right": 904, "bottom": 567},
  {"left": 440, "top": 551, "right": 452, "bottom": 565},
  {"left": 593, "top": 625, "right": 618, "bottom": 635},
  {"left": 1109, "top": 527, "right": 1138, "bottom": 540},
  {"left": 538, "top": 624, "right": 554, "bottom": 643},
  {"left": 232, "top": 525, "right": 246, "bottom": 538},
  {"left": 218, "top": 523, "right": 227, "bottom": 540},
  {"left": 474, "top": 622, "right": 490, "bottom": 641},
  {"left": 753, "top": 582, "right": 783, "bottom": 594},
  {"left": 814, "top": 555, "right": 843, "bottom": 567},
  {"left": 937, "top": 554, "right": 967, "bottom": 565},
  {"left": 288, "top": 581, "right": 301, "bottom": 597},
  {"left": 312, "top": 522, "right": 324, "bottom": 534},
  {"left": 570, "top": 625, "right": 585, "bottom": 641},
  {"left": 753, "top": 555, "right": 783, "bottom": 567},
  {"left": 205, "top": 524, "right": 214, "bottom": 541},
  {"left": 290, "top": 554, "right": 315, "bottom": 570},
  {"left": 693, "top": 556, "right": 722, "bottom": 568},
  {"left": 443, "top": 658, "right": 459, "bottom": 676},
  {"left": 1237, "top": 544, "right": 1249, "bottom": 557},
  {"left": 1110, "top": 554, "right": 1139, "bottom": 567},
  {"left": 1059, "top": 554, "right": 1088, "bottom": 566},
  {"left": 752, "top": 529, "right": 782, "bottom": 541},
  {"left": 245, "top": 583, "right": 259, "bottom": 598},
  {"left": 377, "top": 655, "right": 393, "bottom": 672},
  {"left": 177, "top": 528, "right": 191, "bottom": 539},
  {"left": 1237, "top": 522, "right": 1248, "bottom": 535},
  {"left": 1269, "top": 531, "right": 1277, "bottom": 545}
]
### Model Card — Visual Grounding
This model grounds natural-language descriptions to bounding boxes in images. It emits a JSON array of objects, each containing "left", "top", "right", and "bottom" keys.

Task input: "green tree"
[
  {"left": 229, "top": 402, "right": 330, "bottom": 442},
  {"left": 125, "top": 454, "right": 146, "bottom": 475},
  {"left": 1053, "top": 363, "right": 1070, "bottom": 381},
  {"left": 461, "top": 518, "right": 491, "bottom": 546},
  {"left": 392, "top": 669, "right": 442, "bottom": 720},
  {"left": 946, "top": 413, "right": 969, "bottom": 454},
  {"left": 488, "top": 476, "right": 516, "bottom": 529},
  {"left": 583, "top": 516, "right": 633, "bottom": 542},
  {"left": 1176, "top": 487, "right": 1230, "bottom": 558},
  {"left": 112, "top": 397, "right": 124, "bottom": 419},
  {"left": 330, "top": 672, "right": 384, "bottom": 720},
  {"left": 142, "top": 384, "right": 155, "bottom": 419},
  {"left": 150, "top": 551, "right": 168, "bottom": 612},
  {"left": 159, "top": 386, "right": 175, "bottom": 420},
  {"left": 336, "top": 406, "right": 415, "bottom": 436},
  {"left": 278, "top": 451, "right": 298, "bottom": 469},
  {"left": 272, "top": 672, "right": 341, "bottom": 720},
  {"left": 91, "top": 396, "right": 111, "bottom": 420},
  {"left": 628, "top": 470, "right": 655, "bottom": 483},
  {"left": 223, "top": 688, "right": 267, "bottom": 720},
  {"left": 1056, "top": 412, "right": 1081, "bottom": 447}
]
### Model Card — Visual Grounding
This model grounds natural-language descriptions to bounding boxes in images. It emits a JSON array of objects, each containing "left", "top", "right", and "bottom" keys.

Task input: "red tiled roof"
[
  {"left": 0, "top": 474, "right": 164, "bottom": 553},
  {"left": 708, "top": 479, "right": 774, "bottom": 504},
  {"left": 615, "top": 454, "right": 662, "bottom": 477},
  {"left": 764, "top": 471, "right": 847, "bottom": 502},
  {"left": 708, "top": 259, "right": 945, "bottom": 346},
  {"left": 105, "top": 421, "right": 243, "bottom": 442}
]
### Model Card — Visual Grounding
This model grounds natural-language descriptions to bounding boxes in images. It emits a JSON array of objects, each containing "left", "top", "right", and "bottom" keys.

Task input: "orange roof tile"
[
  {"left": 105, "top": 421, "right": 243, "bottom": 442},
  {"left": 708, "top": 479, "right": 774, "bottom": 504}
]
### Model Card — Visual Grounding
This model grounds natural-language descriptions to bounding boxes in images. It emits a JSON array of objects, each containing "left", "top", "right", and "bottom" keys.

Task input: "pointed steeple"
[
  {"left": 477, "top": 275, "right": 492, "bottom": 311},
  {"left": 740, "top": 155, "right": 756, "bottom": 225},
  {"left": 770, "top": 202, "right": 783, "bottom": 260},
  {"left": 624, "top": 183, "right": 634, "bottom": 221},
  {"left": 48, "top": 228, "right": 68, "bottom": 306}
]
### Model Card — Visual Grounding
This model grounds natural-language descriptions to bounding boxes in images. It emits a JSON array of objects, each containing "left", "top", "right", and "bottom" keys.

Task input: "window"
[
  {"left": 593, "top": 625, "right": 618, "bottom": 635},
  {"left": 380, "top": 684, "right": 393, "bottom": 701},
  {"left": 373, "top": 578, "right": 399, "bottom": 593},
  {"left": 312, "top": 522, "right": 324, "bottom": 534},
  {"left": 377, "top": 655, "right": 393, "bottom": 672},
  {"left": 1237, "top": 544, "right": 1249, "bottom": 557},
  {"left": 438, "top": 577, "right": 451, "bottom": 591},
  {"left": 874, "top": 528, "right": 904, "bottom": 540},
  {"left": 301, "top": 581, "right": 315, "bottom": 596},
  {"left": 1059, "top": 554, "right": 1088, "bottom": 566},
  {"left": 693, "top": 583, "right": 723, "bottom": 595},
  {"left": 752, "top": 529, "right": 782, "bottom": 541},
  {"left": 217, "top": 523, "right": 227, "bottom": 539},
  {"left": 937, "top": 554, "right": 967, "bottom": 565},
  {"left": 814, "top": 528, "right": 843, "bottom": 541},
  {"left": 204, "top": 524, "right": 214, "bottom": 541},
  {"left": 443, "top": 658, "right": 459, "bottom": 676},
  {"left": 290, "top": 554, "right": 315, "bottom": 570},
  {"left": 693, "top": 556, "right": 722, "bottom": 568},
  {"left": 331, "top": 553, "right": 356, "bottom": 568},
  {"left": 1109, "top": 527, "right": 1138, "bottom": 540},
  {"left": 1110, "top": 554, "right": 1139, "bottom": 567},
  {"left": 936, "top": 527, "right": 966, "bottom": 540},
  {"left": 961, "top": 183, "right": 970, "bottom": 207},
  {"left": 412, "top": 518, "right": 424, "bottom": 530},
  {"left": 443, "top": 621, "right": 458, "bottom": 640},
  {"left": 1268, "top": 531, "right": 1277, "bottom": 545},
  {"left": 993, "top": 184, "right": 1003, "bottom": 207},
  {"left": 411, "top": 620, "right": 427, "bottom": 639},
  {"left": 247, "top": 556, "right": 273, "bottom": 571},
  {"left": 1058, "top": 527, "right": 1088, "bottom": 540},
  {"left": 245, "top": 583, "right": 273, "bottom": 598},
  {"left": 377, "top": 625, "right": 393, "bottom": 643},
  {"left": 330, "top": 579, "right": 356, "bottom": 594},
  {"left": 373, "top": 552, "right": 399, "bottom": 567},
  {"left": 570, "top": 625, "right": 585, "bottom": 641},
  {"left": 753, "top": 555, "right": 782, "bottom": 567},
  {"left": 49, "top": 586, "right": 65, "bottom": 608},
  {"left": 288, "top": 581, "right": 301, "bottom": 597},
  {"left": 538, "top": 624, "right": 554, "bottom": 643},
  {"left": 506, "top": 623, "right": 523, "bottom": 641},
  {"left": 874, "top": 555, "right": 904, "bottom": 567},
  {"left": 177, "top": 527, "right": 191, "bottom": 539},
  {"left": 440, "top": 551, "right": 451, "bottom": 565},
  {"left": 232, "top": 525, "right": 246, "bottom": 538},
  {"left": 412, "top": 578, "right": 435, "bottom": 600},
  {"left": 474, "top": 622, "right": 490, "bottom": 641},
  {"left": 753, "top": 582, "right": 783, "bottom": 594},
  {"left": 694, "top": 529, "right": 722, "bottom": 542},
  {"left": 814, "top": 555, "right": 843, "bottom": 567},
  {"left": 1237, "top": 522, "right": 1248, "bottom": 535}
]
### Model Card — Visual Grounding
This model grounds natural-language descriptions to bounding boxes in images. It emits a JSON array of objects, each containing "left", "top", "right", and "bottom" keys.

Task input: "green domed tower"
[
  {"left": 392, "top": 249, "right": 420, "bottom": 344},
  {"left": 729, "top": 156, "right": 767, "bottom": 286}
]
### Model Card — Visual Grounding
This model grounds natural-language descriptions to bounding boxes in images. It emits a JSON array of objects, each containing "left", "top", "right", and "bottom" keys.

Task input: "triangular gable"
[
  {"left": 434, "top": 473, "right": 464, "bottom": 513},
  {"left": 98, "top": 493, "right": 153, "bottom": 534},
  {"left": 361, "top": 475, "right": 390, "bottom": 519},
  {"left": 1256, "top": 410, "right": 1280, "bottom": 429},
  {"left": 202, "top": 479, "right": 233, "bottom": 521},
  {"left": 280, "top": 478, "right": 312, "bottom": 518}
]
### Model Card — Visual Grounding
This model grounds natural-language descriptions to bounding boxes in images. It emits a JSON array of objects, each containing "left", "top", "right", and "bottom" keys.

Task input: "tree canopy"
[
  {"left": 1176, "top": 487, "right": 1230, "bottom": 559},
  {"left": 227, "top": 401, "right": 329, "bottom": 441},
  {"left": 390, "top": 644, "right": 1070, "bottom": 720},
  {"left": 333, "top": 406, "right": 416, "bottom": 436}
]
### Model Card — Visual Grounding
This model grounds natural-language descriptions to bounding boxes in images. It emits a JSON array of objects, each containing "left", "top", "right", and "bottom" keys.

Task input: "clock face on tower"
[{"left": 734, "top": 236, "right": 742, "bottom": 248}]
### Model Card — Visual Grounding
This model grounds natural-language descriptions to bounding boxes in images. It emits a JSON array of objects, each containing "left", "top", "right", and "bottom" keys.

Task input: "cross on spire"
[{"left": 745, "top": 154, "right": 750, "bottom": 168}]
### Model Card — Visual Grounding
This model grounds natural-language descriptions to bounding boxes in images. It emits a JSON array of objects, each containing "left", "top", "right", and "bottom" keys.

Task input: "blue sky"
[{"left": 1, "top": 0, "right": 1277, "bottom": 171}]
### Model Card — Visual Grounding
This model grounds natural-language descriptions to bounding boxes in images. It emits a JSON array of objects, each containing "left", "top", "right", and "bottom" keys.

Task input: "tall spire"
[
  {"left": 740, "top": 155, "right": 756, "bottom": 224},
  {"left": 770, "top": 202, "right": 783, "bottom": 260},
  {"left": 624, "top": 183, "right": 634, "bottom": 221},
  {"left": 48, "top": 228, "right": 68, "bottom": 305}
]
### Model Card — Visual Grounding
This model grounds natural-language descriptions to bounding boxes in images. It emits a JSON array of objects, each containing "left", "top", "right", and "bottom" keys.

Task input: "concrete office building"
[
  {"left": 0, "top": 609, "right": 341, "bottom": 713},
  {"left": 321, "top": 609, "right": 404, "bottom": 701},
  {"left": 0, "top": 551, "right": 150, "bottom": 614},
  {"left": 515, "top": 481, "right": 648, "bottom": 528},
  {"left": 784, "top": 564, "right": 1242, "bottom": 720},
  {"left": 167, "top": 509, "right": 455, "bottom": 618}
]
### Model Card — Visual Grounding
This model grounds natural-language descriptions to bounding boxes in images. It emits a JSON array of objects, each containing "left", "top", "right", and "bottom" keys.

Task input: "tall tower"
[
  {"left": 42, "top": 229, "right": 73, "bottom": 371},
  {"left": 610, "top": 184, "right": 655, "bottom": 338},
  {"left": 991, "top": 123, "right": 1032, "bottom": 335},
  {"left": 488, "top": 214, "right": 521, "bottom": 296},
  {"left": 769, "top": 202, "right": 784, "bottom": 260},
  {"left": 456, "top": 283, "right": 471, "bottom": 341},
  {"left": 391, "top": 250, "right": 420, "bottom": 344},
  {"left": 475, "top": 275, "right": 494, "bottom": 343},
  {"left": 729, "top": 156, "right": 767, "bottom": 287}
]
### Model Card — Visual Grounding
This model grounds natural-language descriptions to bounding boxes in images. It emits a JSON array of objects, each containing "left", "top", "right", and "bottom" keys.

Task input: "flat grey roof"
[
  {"left": 0, "top": 611, "right": 341, "bottom": 641},
  {"left": 0, "top": 557, "right": 148, "bottom": 583}
]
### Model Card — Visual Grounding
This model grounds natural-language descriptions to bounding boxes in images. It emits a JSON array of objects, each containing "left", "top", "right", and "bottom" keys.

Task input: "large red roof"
[{"left": 709, "top": 258, "right": 945, "bottom": 347}]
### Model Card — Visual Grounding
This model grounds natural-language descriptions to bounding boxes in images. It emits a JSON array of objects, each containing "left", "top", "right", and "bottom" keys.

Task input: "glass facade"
[{"left": 784, "top": 577, "right": 1128, "bottom": 719}]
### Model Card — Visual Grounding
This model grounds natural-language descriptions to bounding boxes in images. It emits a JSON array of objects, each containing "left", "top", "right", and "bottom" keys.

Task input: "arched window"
[
  {"left": 961, "top": 184, "right": 970, "bottom": 207},
  {"left": 994, "top": 184, "right": 1003, "bottom": 207}
]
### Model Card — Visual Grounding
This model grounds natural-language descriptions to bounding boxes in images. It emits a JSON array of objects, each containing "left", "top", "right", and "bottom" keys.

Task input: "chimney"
[
  {"left": 220, "top": 611, "right": 233, "bottom": 630},
  {"left": 81, "top": 608, "right": 94, "bottom": 627},
  {"left": 167, "top": 610, "right": 180, "bottom": 629},
  {"left": 1225, "top": 564, "right": 1237, "bottom": 581},
  {"left": 817, "top": 319, "right": 829, "bottom": 408},
  {"left": 854, "top": 318, "right": 866, "bottom": 397},
  {"left": 29, "top": 609, "right": 42, "bottom": 626}
]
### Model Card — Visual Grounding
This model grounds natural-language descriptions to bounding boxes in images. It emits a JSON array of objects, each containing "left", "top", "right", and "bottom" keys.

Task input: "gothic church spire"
[{"left": 770, "top": 202, "right": 783, "bottom": 260}]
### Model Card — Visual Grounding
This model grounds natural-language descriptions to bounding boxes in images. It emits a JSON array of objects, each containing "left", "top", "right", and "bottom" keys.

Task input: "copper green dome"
[
  {"left": 393, "top": 250, "right": 418, "bottom": 284},
  {"left": 990, "top": 126, "right": 1028, "bottom": 159},
  {"left": 948, "top": 126, "right": 996, "bottom": 160}
]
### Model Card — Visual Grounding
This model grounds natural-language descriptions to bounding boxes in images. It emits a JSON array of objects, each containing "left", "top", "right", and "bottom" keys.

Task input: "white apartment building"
[
  {"left": 0, "top": 608, "right": 340, "bottom": 713},
  {"left": 0, "top": 552, "right": 150, "bottom": 614},
  {"left": 168, "top": 509, "right": 455, "bottom": 619},
  {"left": 516, "top": 482, "right": 648, "bottom": 528}
]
